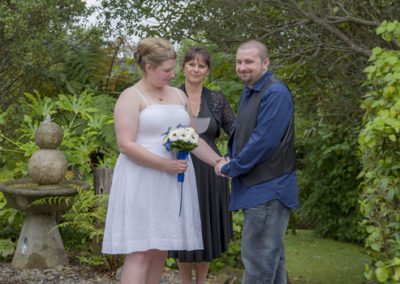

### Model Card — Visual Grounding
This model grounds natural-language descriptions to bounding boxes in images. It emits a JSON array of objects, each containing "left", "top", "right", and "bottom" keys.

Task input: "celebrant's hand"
[{"left": 164, "top": 159, "right": 188, "bottom": 175}]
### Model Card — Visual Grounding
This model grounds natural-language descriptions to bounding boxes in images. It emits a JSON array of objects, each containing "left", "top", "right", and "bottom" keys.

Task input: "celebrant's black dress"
[{"left": 169, "top": 86, "right": 235, "bottom": 262}]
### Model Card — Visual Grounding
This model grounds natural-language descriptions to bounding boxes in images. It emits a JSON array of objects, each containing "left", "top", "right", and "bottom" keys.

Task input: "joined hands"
[{"left": 215, "top": 157, "right": 230, "bottom": 177}]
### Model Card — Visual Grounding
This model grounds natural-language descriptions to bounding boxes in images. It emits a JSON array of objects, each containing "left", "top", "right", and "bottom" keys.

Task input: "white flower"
[
  {"left": 189, "top": 132, "right": 199, "bottom": 144},
  {"left": 185, "top": 127, "right": 195, "bottom": 136},
  {"left": 180, "top": 129, "right": 191, "bottom": 142},
  {"left": 168, "top": 128, "right": 180, "bottom": 142},
  {"left": 177, "top": 128, "right": 187, "bottom": 138}
]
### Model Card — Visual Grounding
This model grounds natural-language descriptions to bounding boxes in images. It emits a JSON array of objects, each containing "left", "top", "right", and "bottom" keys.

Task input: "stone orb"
[
  {"left": 28, "top": 149, "right": 67, "bottom": 185},
  {"left": 35, "top": 122, "right": 63, "bottom": 149}
]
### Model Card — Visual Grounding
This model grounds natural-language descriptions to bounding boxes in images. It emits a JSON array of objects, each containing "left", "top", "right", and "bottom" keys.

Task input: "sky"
[
  {"left": 84, "top": 0, "right": 98, "bottom": 6},
  {"left": 83, "top": 0, "right": 100, "bottom": 25}
]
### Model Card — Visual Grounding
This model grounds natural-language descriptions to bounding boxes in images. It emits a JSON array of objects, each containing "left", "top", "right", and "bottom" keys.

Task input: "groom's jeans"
[{"left": 241, "top": 199, "right": 291, "bottom": 284}]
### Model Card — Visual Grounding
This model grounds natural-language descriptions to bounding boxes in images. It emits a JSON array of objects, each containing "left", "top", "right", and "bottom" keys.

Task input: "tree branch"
[
  {"left": 325, "top": 16, "right": 380, "bottom": 27},
  {"left": 291, "top": 0, "right": 372, "bottom": 57},
  {"left": 258, "top": 19, "right": 311, "bottom": 40}
]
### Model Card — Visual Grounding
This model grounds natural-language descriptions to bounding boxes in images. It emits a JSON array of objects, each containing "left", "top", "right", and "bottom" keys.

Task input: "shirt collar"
[
  {"left": 254, "top": 70, "right": 273, "bottom": 92},
  {"left": 243, "top": 70, "right": 272, "bottom": 95}
]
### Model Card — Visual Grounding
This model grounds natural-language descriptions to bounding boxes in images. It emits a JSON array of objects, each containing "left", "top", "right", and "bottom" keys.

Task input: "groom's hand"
[{"left": 215, "top": 158, "right": 229, "bottom": 177}]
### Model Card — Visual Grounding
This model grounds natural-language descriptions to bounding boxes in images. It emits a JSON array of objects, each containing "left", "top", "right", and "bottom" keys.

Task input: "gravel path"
[
  {"left": 0, "top": 263, "right": 183, "bottom": 284},
  {"left": 0, "top": 262, "right": 238, "bottom": 283}
]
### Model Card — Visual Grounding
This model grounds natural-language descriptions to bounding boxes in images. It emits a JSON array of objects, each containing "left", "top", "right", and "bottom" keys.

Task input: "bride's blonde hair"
[{"left": 134, "top": 37, "right": 176, "bottom": 73}]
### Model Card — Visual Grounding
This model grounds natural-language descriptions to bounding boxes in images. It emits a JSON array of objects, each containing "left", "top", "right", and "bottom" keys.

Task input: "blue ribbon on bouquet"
[
  {"left": 176, "top": 150, "right": 189, "bottom": 182},
  {"left": 177, "top": 150, "right": 189, "bottom": 216}
]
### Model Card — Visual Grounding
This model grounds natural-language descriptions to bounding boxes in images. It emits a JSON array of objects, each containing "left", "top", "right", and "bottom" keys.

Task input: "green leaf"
[
  {"left": 371, "top": 243, "right": 381, "bottom": 251},
  {"left": 376, "top": 26, "right": 385, "bottom": 35},
  {"left": 387, "top": 55, "right": 399, "bottom": 65},
  {"left": 394, "top": 266, "right": 400, "bottom": 281},
  {"left": 375, "top": 267, "right": 390, "bottom": 282},
  {"left": 387, "top": 22, "right": 396, "bottom": 32},
  {"left": 390, "top": 257, "right": 400, "bottom": 266},
  {"left": 0, "top": 239, "right": 15, "bottom": 257}
]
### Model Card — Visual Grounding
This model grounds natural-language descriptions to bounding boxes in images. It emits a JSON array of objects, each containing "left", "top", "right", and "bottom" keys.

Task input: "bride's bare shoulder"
[
  {"left": 168, "top": 86, "right": 182, "bottom": 93},
  {"left": 117, "top": 86, "right": 141, "bottom": 101},
  {"left": 115, "top": 86, "right": 144, "bottom": 111}
]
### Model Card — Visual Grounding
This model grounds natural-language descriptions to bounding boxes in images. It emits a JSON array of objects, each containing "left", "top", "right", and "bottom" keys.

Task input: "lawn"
[{"left": 285, "top": 230, "right": 370, "bottom": 284}]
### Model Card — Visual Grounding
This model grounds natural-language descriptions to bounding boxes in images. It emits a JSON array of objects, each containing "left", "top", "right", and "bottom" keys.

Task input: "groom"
[{"left": 216, "top": 40, "right": 298, "bottom": 284}]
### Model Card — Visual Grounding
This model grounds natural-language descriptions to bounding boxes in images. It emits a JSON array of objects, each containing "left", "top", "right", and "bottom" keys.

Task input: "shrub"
[{"left": 359, "top": 21, "right": 400, "bottom": 283}]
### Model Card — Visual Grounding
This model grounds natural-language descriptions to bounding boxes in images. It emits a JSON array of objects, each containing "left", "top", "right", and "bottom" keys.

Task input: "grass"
[
  {"left": 285, "top": 230, "right": 370, "bottom": 284},
  {"left": 212, "top": 229, "right": 370, "bottom": 284}
]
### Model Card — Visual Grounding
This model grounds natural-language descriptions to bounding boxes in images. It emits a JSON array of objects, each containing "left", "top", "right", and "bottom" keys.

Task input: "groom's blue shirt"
[{"left": 222, "top": 71, "right": 298, "bottom": 211}]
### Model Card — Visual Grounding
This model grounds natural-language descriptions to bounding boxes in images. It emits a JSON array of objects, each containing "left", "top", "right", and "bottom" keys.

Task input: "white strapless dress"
[{"left": 102, "top": 104, "right": 203, "bottom": 254}]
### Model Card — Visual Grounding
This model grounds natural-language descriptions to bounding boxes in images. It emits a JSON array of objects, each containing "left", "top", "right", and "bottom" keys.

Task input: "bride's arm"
[{"left": 192, "top": 139, "right": 222, "bottom": 167}]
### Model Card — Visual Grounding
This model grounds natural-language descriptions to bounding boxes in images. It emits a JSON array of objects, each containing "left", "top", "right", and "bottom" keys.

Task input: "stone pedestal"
[
  {"left": 12, "top": 211, "right": 68, "bottom": 269},
  {"left": 0, "top": 179, "right": 89, "bottom": 270}
]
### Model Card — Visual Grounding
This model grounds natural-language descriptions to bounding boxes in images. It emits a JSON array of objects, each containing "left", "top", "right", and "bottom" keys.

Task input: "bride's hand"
[{"left": 163, "top": 159, "right": 188, "bottom": 175}]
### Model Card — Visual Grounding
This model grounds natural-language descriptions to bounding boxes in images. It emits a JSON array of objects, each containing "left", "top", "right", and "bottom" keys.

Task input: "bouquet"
[
  {"left": 162, "top": 124, "right": 199, "bottom": 181},
  {"left": 162, "top": 124, "right": 199, "bottom": 216}
]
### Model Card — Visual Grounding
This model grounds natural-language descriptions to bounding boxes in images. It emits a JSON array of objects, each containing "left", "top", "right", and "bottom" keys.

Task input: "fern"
[
  {"left": 92, "top": 94, "right": 116, "bottom": 150},
  {"left": 58, "top": 188, "right": 107, "bottom": 247},
  {"left": 64, "top": 42, "right": 109, "bottom": 94},
  {"left": 76, "top": 254, "right": 108, "bottom": 266},
  {"left": 55, "top": 187, "right": 123, "bottom": 268},
  {"left": 30, "top": 195, "right": 75, "bottom": 208}
]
